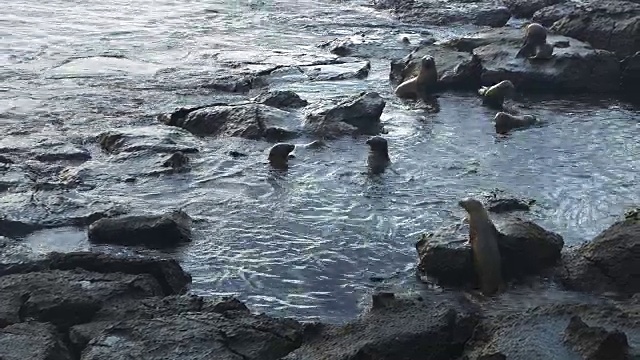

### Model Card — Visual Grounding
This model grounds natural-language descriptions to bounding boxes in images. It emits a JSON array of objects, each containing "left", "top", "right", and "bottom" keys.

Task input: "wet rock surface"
[
  {"left": 622, "top": 51, "right": 640, "bottom": 92},
  {"left": 304, "top": 91, "right": 386, "bottom": 138},
  {"left": 159, "top": 102, "right": 300, "bottom": 142},
  {"left": 253, "top": 90, "right": 309, "bottom": 109},
  {"left": 563, "top": 315, "right": 631, "bottom": 360},
  {"left": 390, "top": 27, "right": 621, "bottom": 93},
  {"left": 372, "top": 0, "right": 511, "bottom": 27},
  {"left": 98, "top": 126, "right": 200, "bottom": 155},
  {"left": 502, "top": 0, "right": 566, "bottom": 19},
  {"left": 87, "top": 210, "right": 192, "bottom": 248},
  {"left": 482, "top": 189, "right": 535, "bottom": 213},
  {"left": 284, "top": 291, "right": 478, "bottom": 360},
  {"left": 0, "top": 321, "right": 74, "bottom": 360},
  {"left": 416, "top": 217, "right": 564, "bottom": 287},
  {"left": 557, "top": 214, "right": 640, "bottom": 297}
]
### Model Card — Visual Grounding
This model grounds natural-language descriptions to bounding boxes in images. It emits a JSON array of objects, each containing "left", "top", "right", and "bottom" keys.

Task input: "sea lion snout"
[
  {"left": 458, "top": 197, "right": 484, "bottom": 212},
  {"left": 420, "top": 55, "right": 435, "bottom": 68}
]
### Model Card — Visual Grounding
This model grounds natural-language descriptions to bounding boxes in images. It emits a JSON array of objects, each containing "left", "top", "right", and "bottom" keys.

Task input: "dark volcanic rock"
[
  {"left": 98, "top": 126, "right": 200, "bottom": 155},
  {"left": 391, "top": 27, "right": 620, "bottom": 94},
  {"left": 416, "top": 218, "right": 564, "bottom": 286},
  {"left": 88, "top": 210, "right": 192, "bottom": 248},
  {"left": 622, "top": 51, "right": 640, "bottom": 92},
  {"left": 0, "top": 269, "right": 164, "bottom": 328},
  {"left": 283, "top": 292, "right": 478, "bottom": 360},
  {"left": 532, "top": 3, "right": 576, "bottom": 27},
  {"left": 0, "top": 251, "right": 192, "bottom": 295},
  {"left": 373, "top": 0, "right": 511, "bottom": 27},
  {"left": 548, "top": 0, "right": 640, "bottom": 59},
  {"left": 253, "top": 90, "right": 309, "bottom": 109},
  {"left": 319, "top": 32, "right": 430, "bottom": 60},
  {"left": 158, "top": 151, "right": 191, "bottom": 174},
  {"left": 159, "top": 103, "right": 299, "bottom": 142},
  {"left": 0, "top": 322, "right": 73, "bottom": 360},
  {"left": 304, "top": 91, "right": 386, "bottom": 138},
  {"left": 557, "top": 215, "right": 640, "bottom": 297},
  {"left": 502, "top": 0, "right": 565, "bottom": 18},
  {"left": 563, "top": 316, "right": 630, "bottom": 360},
  {"left": 482, "top": 189, "right": 535, "bottom": 213},
  {"left": 80, "top": 310, "right": 303, "bottom": 360}
]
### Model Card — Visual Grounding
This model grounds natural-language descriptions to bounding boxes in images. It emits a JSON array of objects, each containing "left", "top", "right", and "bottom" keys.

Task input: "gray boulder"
[
  {"left": 0, "top": 322, "right": 73, "bottom": 360},
  {"left": 502, "top": 0, "right": 566, "bottom": 18},
  {"left": 88, "top": 210, "right": 192, "bottom": 248},
  {"left": 98, "top": 126, "right": 200, "bottom": 155},
  {"left": 372, "top": 0, "right": 511, "bottom": 27}
]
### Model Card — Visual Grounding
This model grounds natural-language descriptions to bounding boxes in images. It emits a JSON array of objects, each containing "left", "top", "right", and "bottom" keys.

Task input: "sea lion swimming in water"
[
  {"left": 516, "top": 23, "right": 550, "bottom": 59},
  {"left": 365, "top": 136, "right": 390, "bottom": 175},
  {"left": 394, "top": 55, "right": 438, "bottom": 99},
  {"left": 458, "top": 197, "right": 503, "bottom": 296},
  {"left": 268, "top": 143, "right": 295, "bottom": 170},
  {"left": 478, "top": 80, "right": 515, "bottom": 110},
  {"left": 494, "top": 112, "right": 538, "bottom": 134}
]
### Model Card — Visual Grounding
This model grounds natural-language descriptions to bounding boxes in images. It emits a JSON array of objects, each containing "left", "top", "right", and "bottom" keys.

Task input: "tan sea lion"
[
  {"left": 365, "top": 136, "right": 390, "bottom": 175},
  {"left": 516, "top": 23, "right": 548, "bottom": 59},
  {"left": 478, "top": 80, "right": 515, "bottom": 110},
  {"left": 458, "top": 198, "right": 503, "bottom": 296},
  {"left": 394, "top": 55, "right": 438, "bottom": 99},
  {"left": 268, "top": 143, "right": 295, "bottom": 170},
  {"left": 494, "top": 112, "right": 538, "bottom": 134}
]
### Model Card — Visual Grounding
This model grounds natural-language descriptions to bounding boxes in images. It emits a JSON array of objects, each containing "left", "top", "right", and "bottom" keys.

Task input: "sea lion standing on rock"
[
  {"left": 458, "top": 198, "right": 503, "bottom": 296},
  {"left": 516, "top": 23, "right": 549, "bottom": 59},
  {"left": 494, "top": 112, "right": 538, "bottom": 134},
  {"left": 394, "top": 55, "right": 438, "bottom": 99},
  {"left": 366, "top": 136, "right": 390, "bottom": 175},
  {"left": 478, "top": 80, "right": 515, "bottom": 110},
  {"left": 268, "top": 143, "right": 295, "bottom": 170}
]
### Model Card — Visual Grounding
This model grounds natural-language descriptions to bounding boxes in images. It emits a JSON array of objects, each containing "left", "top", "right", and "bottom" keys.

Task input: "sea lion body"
[
  {"left": 268, "top": 143, "right": 295, "bottom": 170},
  {"left": 494, "top": 112, "right": 538, "bottom": 134},
  {"left": 394, "top": 55, "right": 438, "bottom": 99},
  {"left": 459, "top": 198, "right": 503, "bottom": 296},
  {"left": 516, "top": 23, "right": 549, "bottom": 59},
  {"left": 365, "top": 136, "right": 390, "bottom": 175},
  {"left": 529, "top": 42, "right": 554, "bottom": 60},
  {"left": 478, "top": 80, "right": 515, "bottom": 110}
]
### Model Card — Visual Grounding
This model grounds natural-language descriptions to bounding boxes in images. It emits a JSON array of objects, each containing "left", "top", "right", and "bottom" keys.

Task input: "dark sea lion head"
[
  {"left": 366, "top": 136, "right": 389, "bottom": 156},
  {"left": 268, "top": 143, "right": 295, "bottom": 168},
  {"left": 458, "top": 197, "right": 485, "bottom": 213},
  {"left": 420, "top": 55, "right": 435, "bottom": 70}
]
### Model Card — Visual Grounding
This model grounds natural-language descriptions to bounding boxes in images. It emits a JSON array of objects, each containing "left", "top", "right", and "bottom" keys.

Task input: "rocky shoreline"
[
  {"left": 2, "top": 0, "right": 640, "bottom": 359},
  {"left": 1, "top": 206, "right": 638, "bottom": 359}
]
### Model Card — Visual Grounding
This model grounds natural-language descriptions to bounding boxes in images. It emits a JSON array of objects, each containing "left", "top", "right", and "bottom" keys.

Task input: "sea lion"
[
  {"left": 516, "top": 23, "right": 548, "bottom": 59},
  {"left": 394, "top": 55, "right": 438, "bottom": 99},
  {"left": 529, "top": 42, "right": 554, "bottom": 60},
  {"left": 268, "top": 143, "right": 295, "bottom": 170},
  {"left": 478, "top": 80, "right": 515, "bottom": 110},
  {"left": 494, "top": 112, "right": 538, "bottom": 134},
  {"left": 458, "top": 197, "right": 503, "bottom": 296},
  {"left": 365, "top": 136, "right": 390, "bottom": 175}
]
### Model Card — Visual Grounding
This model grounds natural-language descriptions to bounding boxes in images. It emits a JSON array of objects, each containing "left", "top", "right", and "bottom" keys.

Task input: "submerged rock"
[
  {"left": 391, "top": 27, "right": 621, "bottom": 94},
  {"left": 0, "top": 322, "right": 73, "bottom": 360},
  {"left": 98, "top": 126, "right": 200, "bottom": 155},
  {"left": 372, "top": 0, "right": 511, "bottom": 28},
  {"left": 416, "top": 218, "right": 564, "bottom": 286},
  {"left": 159, "top": 103, "right": 299, "bottom": 142},
  {"left": 283, "top": 291, "right": 478, "bottom": 360},
  {"left": 304, "top": 91, "right": 386, "bottom": 138},
  {"left": 253, "top": 90, "right": 309, "bottom": 109},
  {"left": 88, "top": 210, "right": 192, "bottom": 249},
  {"left": 482, "top": 189, "right": 535, "bottom": 213},
  {"left": 563, "top": 315, "right": 630, "bottom": 360},
  {"left": 557, "top": 214, "right": 640, "bottom": 297}
]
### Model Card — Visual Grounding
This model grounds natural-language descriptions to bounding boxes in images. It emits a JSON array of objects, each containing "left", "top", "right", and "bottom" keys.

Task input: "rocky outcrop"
[
  {"left": 557, "top": 214, "right": 640, "bottom": 297},
  {"left": 284, "top": 291, "right": 478, "bottom": 360},
  {"left": 87, "top": 210, "right": 192, "bottom": 248},
  {"left": 304, "top": 91, "right": 386, "bottom": 138},
  {"left": 159, "top": 102, "right": 299, "bottom": 142},
  {"left": 622, "top": 51, "right": 640, "bottom": 92},
  {"left": 98, "top": 126, "right": 200, "bottom": 155},
  {"left": 318, "top": 31, "right": 434, "bottom": 60},
  {"left": 482, "top": 189, "right": 535, "bottom": 213},
  {"left": 502, "top": 0, "right": 565, "bottom": 19},
  {"left": 416, "top": 217, "right": 564, "bottom": 287},
  {"left": 253, "top": 90, "right": 309, "bottom": 109},
  {"left": 563, "top": 315, "right": 631, "bottom": 360},
  {"left": 391, "top": 27, "right": 621, "bottom": 94},
  {"left": 372, "top": 0, "right": 511, "bottom": 28},
  {"left": 547, "top": 0, "right": 640, "bottom": 59},
  {"left": 0, "top": 322, "right": 74, "bottom": 360}
]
